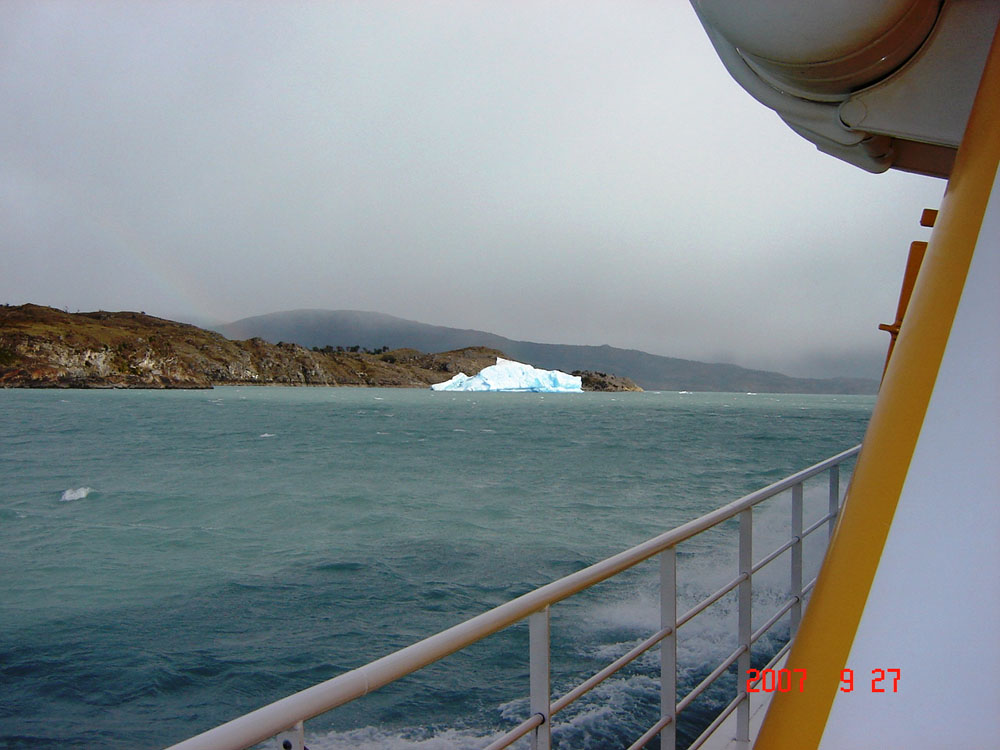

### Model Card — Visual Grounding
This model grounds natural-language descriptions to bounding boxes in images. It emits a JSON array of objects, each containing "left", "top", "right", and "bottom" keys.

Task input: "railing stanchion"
[
  {"left": 736, "top": 509, "right": 752, "bottom": 748},
  {"left": 791, "top": 483, "right": 804, "bottom": 634},
  {"left": 660, "top": 547, "right": 677, "bottom": 750},
  {"left": 529, "top": 607, "right": 551, "bottom": 750},
  {"left": 828, "top": 464, "right": 841, "bottom": 540}
]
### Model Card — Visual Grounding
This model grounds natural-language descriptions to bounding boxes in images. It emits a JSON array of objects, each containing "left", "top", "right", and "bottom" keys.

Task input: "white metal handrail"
[{"left": 165, "top": 444, "right": 860, "bottom": 750}]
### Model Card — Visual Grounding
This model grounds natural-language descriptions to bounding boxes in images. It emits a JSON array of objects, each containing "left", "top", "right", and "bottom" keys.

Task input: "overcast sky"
[{"left": 1, "top": 1, "right": 945, "bottom": 379}]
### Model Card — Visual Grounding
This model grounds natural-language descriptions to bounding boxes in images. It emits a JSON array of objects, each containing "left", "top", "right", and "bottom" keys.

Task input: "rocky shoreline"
[{"left": 0, "top": 304, "right": 641, "bottom": 391}]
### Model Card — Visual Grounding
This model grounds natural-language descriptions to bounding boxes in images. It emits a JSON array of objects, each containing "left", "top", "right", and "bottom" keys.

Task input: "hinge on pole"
[
  {"left": 880, "top": 207, "right": 937, "bottom": 380},
  {"left": 879, "top": 232, "right": 929, "bottom": 380}
]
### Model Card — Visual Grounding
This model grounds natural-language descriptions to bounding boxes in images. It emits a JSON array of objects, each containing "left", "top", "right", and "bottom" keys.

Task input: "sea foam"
[
  {"left": 60, "top": 487, "right": 93, "bottom": 502},
  {"left": 309, "top": 725, "right": 503, "bottom": 750}
]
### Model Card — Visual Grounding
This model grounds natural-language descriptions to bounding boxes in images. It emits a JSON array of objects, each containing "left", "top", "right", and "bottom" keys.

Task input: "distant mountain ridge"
[{"left": 216, "top": 309, "right": 878, "bottom": 394}]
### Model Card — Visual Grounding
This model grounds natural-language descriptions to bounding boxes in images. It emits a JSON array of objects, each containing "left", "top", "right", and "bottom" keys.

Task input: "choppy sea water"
[{"left": 0, "top": 387, "right": 871, "bottom": 749}]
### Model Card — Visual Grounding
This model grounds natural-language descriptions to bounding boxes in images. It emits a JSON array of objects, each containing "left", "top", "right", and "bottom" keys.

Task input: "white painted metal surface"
[
  {"left": 736, "top": 510, "right": 753, "bottom": 749},
  {"left": 692, "top": 0, "right": 1000, "bottom": 177},
  {"left": 660, "top": 549, "right": 678, "bottom": 750},
  {"left": 693, "top": 0, "right": 937, "bottom": 98},
  {"left": 840, "top": 0, "right": 1000, "bottom": 148},
  {"left": 528, "top": 608, "right": 551, "bottom": 750}
]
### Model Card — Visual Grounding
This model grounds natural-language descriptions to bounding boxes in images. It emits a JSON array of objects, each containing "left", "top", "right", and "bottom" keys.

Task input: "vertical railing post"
[
  {"left": 828, "top": 464, "right": 841, "bottom": 540},
  {"left": 529, "top": 607, "right": 551, "bottom": 750},
  {"left": 660, "top": 547, "right": 677, "bottom": 750},
  {"left": 790, "top": 483, "right": 804, "bottom": 634},
  {"left": 736, "top": 508, "right": 753, "bottom": 748}
]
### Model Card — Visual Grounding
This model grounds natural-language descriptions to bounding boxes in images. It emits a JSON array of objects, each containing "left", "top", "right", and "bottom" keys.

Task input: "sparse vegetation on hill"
[{"left": 0, "top": 305, "right": 634, "bottom": 391}]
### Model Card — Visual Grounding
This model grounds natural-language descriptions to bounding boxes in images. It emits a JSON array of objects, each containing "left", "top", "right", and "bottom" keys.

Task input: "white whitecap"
[
  {"left": 60, "top": 487, "right": 93, "bottom": 502},
  {"left": 309, "top": 724, "right": 503, "bottom": 750},
  {"left": 259, "top": 433, "right": 276, "bottom": 438}
]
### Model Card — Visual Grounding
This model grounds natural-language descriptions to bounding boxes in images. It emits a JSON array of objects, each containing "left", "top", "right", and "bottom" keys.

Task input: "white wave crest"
[
  {"left": 308, "top": 675, "right": 659, "bottom": 750},
  {"left": 60, "top": 487, "right": 93, "bottom": 502},
  {"left": 307, "top": 725, "right": 504, "bottom": 750}
]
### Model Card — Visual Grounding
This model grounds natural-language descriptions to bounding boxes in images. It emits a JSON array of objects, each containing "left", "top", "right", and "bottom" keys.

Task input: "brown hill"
[{"left": 0, "top": 304, "right": 627, "bottom": 391}]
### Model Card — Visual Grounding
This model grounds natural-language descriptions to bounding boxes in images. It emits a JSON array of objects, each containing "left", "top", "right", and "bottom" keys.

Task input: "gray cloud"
[{"left": 0, "top": 1, "right": 943, "bottom": 379}]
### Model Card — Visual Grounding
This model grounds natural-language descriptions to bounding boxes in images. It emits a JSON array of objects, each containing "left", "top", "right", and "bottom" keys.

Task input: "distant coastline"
[
  {"left": 0, "top": 304, "right": 641, "bottom": 391},
  {"left": 1, "top": 303, "right": 877, "bottom": 393},
  {"left": 216, "top": 308, "right": 880, "bottom": 395}
]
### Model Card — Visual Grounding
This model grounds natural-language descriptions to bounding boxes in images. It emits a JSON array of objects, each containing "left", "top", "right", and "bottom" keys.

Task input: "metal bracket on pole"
[{"left": 276, "top": 721, "right": 304, "bottom": 750}]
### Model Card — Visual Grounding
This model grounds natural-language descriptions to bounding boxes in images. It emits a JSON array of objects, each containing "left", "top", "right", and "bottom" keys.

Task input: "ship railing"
[{"left": 165, "top": 444, "right": 861, "bottom": 750}]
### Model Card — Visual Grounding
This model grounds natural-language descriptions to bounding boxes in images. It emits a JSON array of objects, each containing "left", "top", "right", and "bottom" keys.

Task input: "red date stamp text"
[{"left": 746, "top": 668, "right": 901, "bottom": 693}]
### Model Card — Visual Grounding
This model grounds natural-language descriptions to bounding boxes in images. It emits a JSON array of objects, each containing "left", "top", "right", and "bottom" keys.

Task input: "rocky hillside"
[{"left": 0, "top": 304, "right": 633, "bottom": 390}]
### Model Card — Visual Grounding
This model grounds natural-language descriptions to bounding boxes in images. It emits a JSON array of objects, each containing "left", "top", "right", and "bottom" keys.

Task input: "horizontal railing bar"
[
  {"left": 751, "top": 537, "right": 796, "bottom": 574},
  {"left": 748, "top": 641, "right": 794, "bottom": 690},
  {"left": 751, "top": 511, "right": 842, "bottom": 579},
  {"left": 481, "top": 713, "right": 544, "bottom": 750},
  {"left": 677, "top": 573, "right": 746, "bottom": 628},
  {"left": 166, "top": 445, "right": 860, "bottom": 750},
  {"left": 692, "top": 638, "right": 798, "bottom": 750},
  {"left": 751, "top": 597, "right": 798, "bottom": 644},
  {"left": 803, "top": 574, "right": 818, "bottom": 596},
  {"left": 677, "top": 644, "right": 747, "bottom": 714},
  {"left": 752, "top": 509, "right": 841, "bottom": 578},
  {"left": 764, "top": 640, "right": 793, "bottom": 670},
  {"left": 625, "top": 714, "right": 674, "bottom": 750},
  {"left": 802, "top": 511, "right": 836, "bottom": 539},
  {"left": 692, "top": 640, "right": 797, "bottom": 750},
  {"left": 551, "top": 624, "right": 674, "bottom": 715},
  {"left": 687, "top": 691, "right": 744, "bottom": 750}
]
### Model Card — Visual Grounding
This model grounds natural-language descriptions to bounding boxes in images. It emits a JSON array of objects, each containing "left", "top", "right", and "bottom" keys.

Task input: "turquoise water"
[{"left": 0, "top": 387, "right": 871, "bottom": 749}]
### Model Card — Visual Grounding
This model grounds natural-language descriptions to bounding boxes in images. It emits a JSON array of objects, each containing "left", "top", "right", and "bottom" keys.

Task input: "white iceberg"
[{"left": 431, "top": 358, "right": 583, "bottom": 393}]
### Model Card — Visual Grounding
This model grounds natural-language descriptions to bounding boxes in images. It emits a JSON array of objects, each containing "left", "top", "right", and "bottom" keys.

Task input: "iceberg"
[{"left": 431, "top": 358, "right": 583, "bottom": 393}]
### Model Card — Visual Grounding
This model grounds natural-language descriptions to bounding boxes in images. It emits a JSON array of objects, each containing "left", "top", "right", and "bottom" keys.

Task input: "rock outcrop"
[{"left": 572, "top": 370, "right": 643, "bottom": 392}]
